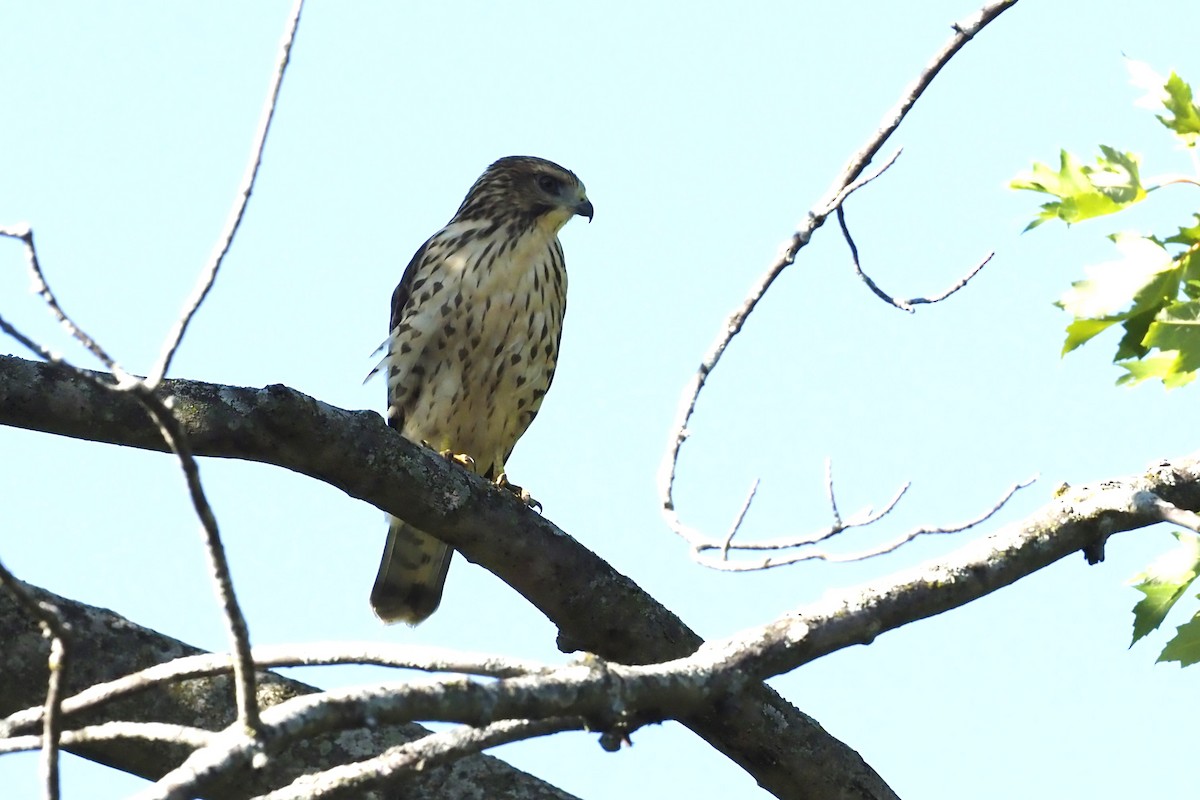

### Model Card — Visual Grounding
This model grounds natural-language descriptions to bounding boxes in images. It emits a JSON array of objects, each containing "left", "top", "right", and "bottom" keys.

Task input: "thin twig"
[
  {"left": 824, "top": 458, "right": 843, "bottom": 528},
  {"left": 1, "top": 222, "right": 264, "bottom": 731},
  {"left": 837, "top": 205, "right": 908, "bottom": 310},
  {"left": 657, "top": 0, "right": 1020, "bottom": 543},
  {"left": 696, "top": 476, "right": 1036, "bottom": 571},
  {"left": 720, "top": 479, "right": 760, "bottom": 560},
  {"left": 0, "top": 559, "right": 70, "bottom": 800},
  {"left": 147, "top": 0, "right": 306, "bottom": 388},
  {"left": 0, "top": 313, "right": 64, "bottom": 367},
  {"left": 0, "top": 722, "right": 214, "bottom": 755},
  {"left": 134, "top": 396, "right": 261, "bottom": 732},
  {"left": 837, "top": 206, "right": 995, "bottom": 312},
  {"left": 828, "top": 148, "right": 904, "bottom": 209},
  {"left": 698, "top": 481, "right": 911, "bottom": 554},
  {"left": 0, "top": 226, "right": 128, "bottom": 378}
]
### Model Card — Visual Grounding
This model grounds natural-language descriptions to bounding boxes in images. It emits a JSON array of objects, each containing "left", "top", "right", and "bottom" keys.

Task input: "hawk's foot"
[
  {"left": 496, "top": 472, "right": 541, "bottom": 511},
  {"left": 424, "top": 443, "right": 475, "bottom": 471}
]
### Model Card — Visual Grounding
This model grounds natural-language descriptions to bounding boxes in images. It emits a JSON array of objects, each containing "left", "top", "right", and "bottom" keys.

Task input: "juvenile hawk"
[{"left": 370, "top": 156, "right": 593, "bottom": 624}]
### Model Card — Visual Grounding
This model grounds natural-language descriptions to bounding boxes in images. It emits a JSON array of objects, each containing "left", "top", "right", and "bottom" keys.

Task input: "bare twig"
[
  {"left": 700, "top": 474, "right": 1036, "bottom": 568},
  {"left": 250, "top": 718, "right": 584, "bottom": 800},
  {"left": 824, "top": 458, "right": 843, "bottom": 528},
  {"left": 719, "top": 479, "right": 760, "bottom": 559},
  {"left": 0, "top": 560, "right": 70, "bottom": 800},
  {"left": 697, "top": 476, "right": 1035, "bottom": 571},
  {"left": 658, "top": 0, "right": 1019, "bottom": 547},
  {"left": 135, "top": 396, "right": 262, "bottom": 732},
  {"left": 837, "top": 205, "right": 994, "bottom": 312},
  {"left": 0, "top": 226, "right": 263, "bottom": 732},
  {"left": 715, "top": 481, "right": 912, "bottom": 553},
  {"left": 0, "top": 722, "right": 214, "bottom": 755},
  {"left": 147, "top": 0, "right": 306, "bottom": 388},
  {"left": 828, "top": 148, "right": 904, "bottom": 208},
  {"left": 0, "top": 226, "right": 128, "bottom": 378}
]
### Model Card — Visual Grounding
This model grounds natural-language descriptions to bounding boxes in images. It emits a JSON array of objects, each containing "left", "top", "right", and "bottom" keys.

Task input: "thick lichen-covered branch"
[{"left": 0, "top": 354, "right": 895, "bottom": 800}]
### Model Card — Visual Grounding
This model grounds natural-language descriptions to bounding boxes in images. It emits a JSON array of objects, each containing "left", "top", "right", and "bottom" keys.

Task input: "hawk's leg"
[{"left": 496, "top": 472, "right": 541, "bottom": 512}]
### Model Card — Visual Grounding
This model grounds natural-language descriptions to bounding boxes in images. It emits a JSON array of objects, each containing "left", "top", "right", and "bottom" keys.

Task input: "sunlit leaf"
[
  {"left": 1116, "top": 352, "right": 1195, "bottom": 387},
  {"left": 1140, "top": 301, "right": 1200, "bottom": 385},
  {"left": 1158, "top": 72, "right": 1200, "bottom": 144},
  {"left": 1115, "top": 311, "right": 1155, "bottom": 360},
  {"left": 1159, "top": 613, "right": 1200, "bottom": 666},
  {"left": 1011, "top": 149, "right": 1147, "bottom": 229},
  {"left": 1165, "top": 214, "right": 1200, "bottom": 246},
  {"left": 1062, "top": 317, "right": 1122, "bottom": 354},
  {"left": 1058, "top": 235, "right": 1174, "bottom": 319},
  {"left": 1130, "top": 531, "right": 1200, "bottom": 644}
]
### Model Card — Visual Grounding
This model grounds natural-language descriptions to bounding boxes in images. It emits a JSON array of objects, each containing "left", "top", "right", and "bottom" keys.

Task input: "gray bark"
[
  {"left": 0, "top": 354, "right": 895, "bottom": 800},
  {"left": 0, "top": 580, "right": 580, "bottom": 800}
]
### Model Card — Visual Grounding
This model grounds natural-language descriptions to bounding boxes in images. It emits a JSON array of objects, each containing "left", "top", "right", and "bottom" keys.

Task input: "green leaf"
[
  {"left": 1093, "top": 146, "right": 1145, "bottom": 204},
  {"left": 1140, "top": 300, "right": 1200, "bottom": 385},
  {"left": 1010, "top": 148, "right": 1147, "bottom": 228},
  {"left": 1062, "top": 317, "right": 1121, "bottom": 354},
  {"left": 1058, "top": 234, "right": 1175, "bottom": 319},
  {"left": 1130, "top": 531, "right": 1200, "bottom": 644},
  {"left": 1159, "top": 613, "right": 1200, "bottom": 666},
  {"left": 1157, "top": 72, "right": 1200, "bottom": 144},
  {"left": 1165, "top": 214, "right": 1200, "bottom": 247},
  {"left": 1116, "top": 352, "right": 1196, "bottom": 387},
  {"left": 1115, "top": 311, "right": 1155, "bottom": 360}
]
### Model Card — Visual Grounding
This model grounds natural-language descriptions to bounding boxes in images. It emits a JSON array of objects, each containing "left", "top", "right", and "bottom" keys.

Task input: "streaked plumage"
[{"left": 370, "top": 156, "right": 592, "bottom": 624}]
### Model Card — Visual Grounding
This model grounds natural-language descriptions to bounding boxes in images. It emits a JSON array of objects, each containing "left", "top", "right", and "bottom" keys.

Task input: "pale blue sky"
[{"left": 1, "top": 2, "right": 1197, "bottom": 798}]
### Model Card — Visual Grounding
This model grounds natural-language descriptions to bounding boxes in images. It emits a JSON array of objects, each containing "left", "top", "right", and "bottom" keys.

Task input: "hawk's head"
[{"left": 454, "top": 156, "right": 593, "bottom": 232}]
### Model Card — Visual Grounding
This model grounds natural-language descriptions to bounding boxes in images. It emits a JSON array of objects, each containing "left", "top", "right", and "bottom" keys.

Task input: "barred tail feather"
[{"left": 370, "top": 516, "right": 453, "bottom": 624}]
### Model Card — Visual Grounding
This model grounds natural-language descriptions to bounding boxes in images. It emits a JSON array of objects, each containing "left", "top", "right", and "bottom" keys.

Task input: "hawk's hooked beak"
[{"left": 574, "top": 198, "right": 594, "bottom": 222}]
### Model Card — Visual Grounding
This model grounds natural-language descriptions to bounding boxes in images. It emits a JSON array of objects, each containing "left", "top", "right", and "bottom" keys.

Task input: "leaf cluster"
[{"left": 1011, "top": 64, "right": 1200, "bottom": 387}]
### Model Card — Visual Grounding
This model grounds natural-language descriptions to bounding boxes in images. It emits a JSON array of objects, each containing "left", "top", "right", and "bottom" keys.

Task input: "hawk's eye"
[{"left": 536, "top": 174, "right": 561, "bottom": 194}]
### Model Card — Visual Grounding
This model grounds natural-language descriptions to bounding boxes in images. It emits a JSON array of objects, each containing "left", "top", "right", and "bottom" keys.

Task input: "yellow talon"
[
  {"left": 423, "top": 442, "right": 475, "bottom": 470},
  {"left": 442, "top": 451, "right": 475, "bottom": 470}
]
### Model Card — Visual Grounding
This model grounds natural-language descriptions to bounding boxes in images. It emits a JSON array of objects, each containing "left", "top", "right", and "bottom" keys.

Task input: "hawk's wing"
[
  {"left": 363, "top": 236, "right": 432, "bottom": 426},
  {"left": 388, "top": 236, "right": 431, "bottom": 336}
]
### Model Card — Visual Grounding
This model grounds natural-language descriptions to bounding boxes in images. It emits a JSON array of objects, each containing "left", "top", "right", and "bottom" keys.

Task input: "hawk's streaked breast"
[{"left": 387, "top": 219, "right": 567, "bottom": 476}]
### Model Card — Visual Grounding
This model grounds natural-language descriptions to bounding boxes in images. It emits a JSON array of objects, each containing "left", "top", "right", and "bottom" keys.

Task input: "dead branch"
[
  {"left": 658, "top": 0, "right": 1019, "bottom": 559},
  {"left": 695, "top": 473, "right": 1037, "bottom": 571}
]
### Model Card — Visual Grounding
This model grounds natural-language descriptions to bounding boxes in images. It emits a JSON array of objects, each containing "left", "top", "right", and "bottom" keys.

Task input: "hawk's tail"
[{"left": 370, "top": 516, "right": 453, "bottom": 624}]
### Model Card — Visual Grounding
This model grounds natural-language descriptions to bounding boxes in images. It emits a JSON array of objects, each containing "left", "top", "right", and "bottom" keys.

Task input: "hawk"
[{"left": 369, "top": 156, "right": 593, "bottom": 624}]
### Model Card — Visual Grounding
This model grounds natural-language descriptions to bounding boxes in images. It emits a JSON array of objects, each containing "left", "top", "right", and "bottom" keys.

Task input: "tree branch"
[
  {"left": 0, "top": 354, "right": 896, "bottom": 800},
  {"left": 10, "top": 448, "right": 1194, "bottom": 798},
  {"left": 657, "top": 0, "right": 1019, "bottom": 558},
  {"left": 0, "top": 558, "right": 70, "bottom": 800},
  {"left": 7, "top": 359, "right": 1193, "bottom": 798},
  {"left": 0, "top": 580, "right": 581, "bottom": 800}
]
